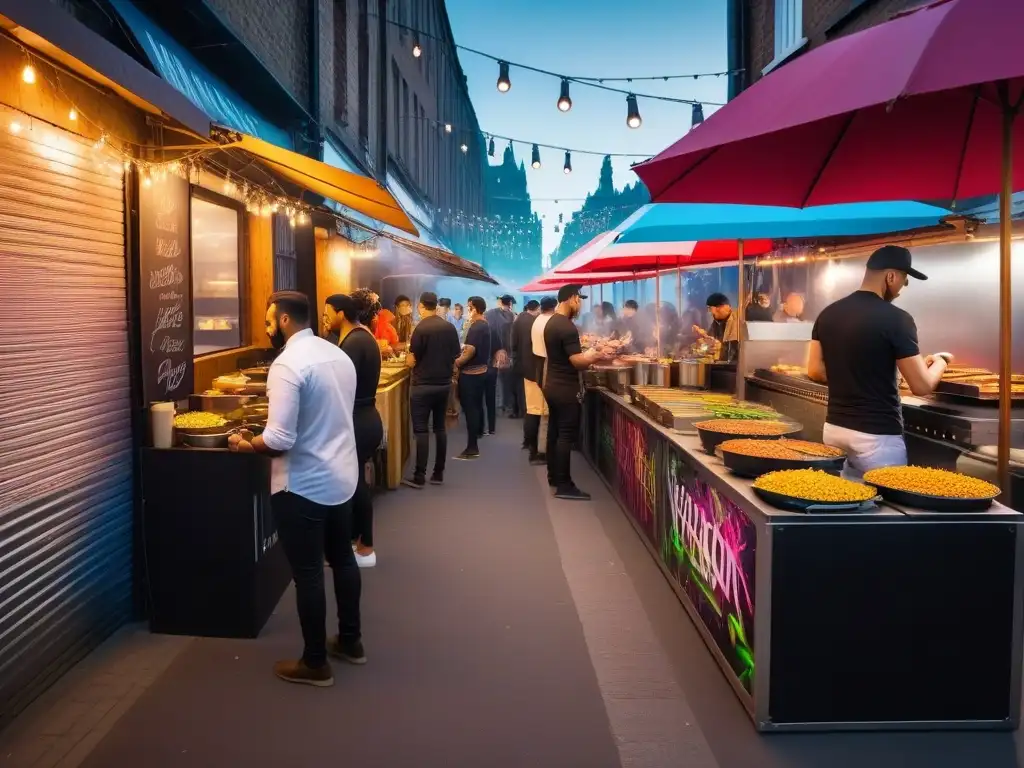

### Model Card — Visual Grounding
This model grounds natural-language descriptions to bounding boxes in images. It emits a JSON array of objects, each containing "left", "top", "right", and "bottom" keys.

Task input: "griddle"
[{"left": 750, "top": 369, "right": 1024, "bottom": 449}]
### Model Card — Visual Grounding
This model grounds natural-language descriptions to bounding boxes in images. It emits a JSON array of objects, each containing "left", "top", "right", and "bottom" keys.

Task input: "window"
[
  {"left": 191, "top": 196, "right": 241, "bottom": 355},
  {"left": 402, "top": 78, "right": 409, "bottom": 163},
  {"left": 413, "top": 94, "right": 420, "bottom": 182},
  {"left": 392, "top": 60, "right": 400, "bottom": 157},
  {"left": 334, "top": 0, "right": 348, "bottom": 124},
  {"left": 273, "top": 214, "right": 297, "bottom": 291},
  {"left": 764, "top": 0, "right": 806, "bottom": 75},
  {"left": 358, "top": 0, "right": 369, "bottom": 143}
]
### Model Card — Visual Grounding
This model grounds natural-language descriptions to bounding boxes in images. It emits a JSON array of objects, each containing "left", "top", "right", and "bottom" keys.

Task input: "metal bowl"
[{"left": 180, "top": 431, "right": 231, "bottom": 449}]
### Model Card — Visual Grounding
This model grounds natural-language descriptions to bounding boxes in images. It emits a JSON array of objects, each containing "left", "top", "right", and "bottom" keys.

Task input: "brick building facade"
[
  {"left": 731, "top": 0, "right": 923, "bottom": 95},
  {"left": 58, "top": 0, "right": 486, "bottom": 245}
]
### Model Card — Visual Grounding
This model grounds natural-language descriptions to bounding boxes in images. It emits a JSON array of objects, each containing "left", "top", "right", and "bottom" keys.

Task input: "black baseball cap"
[
  {"left": 557, "top": 284, "right": 588, "bottom": 302},
  {"left": 867, "top": 245, "right": 927, "bottom": 280},
  {"left": 524, "top": 299, "right": 540, "bottom": 311},
  {"left": 540, "top": 296, "right": 558, "bottom": 311},
  {"left": 499, "top": 294, "right": 516, "bottom": 305},
  {"left": 706, "top": 292, "right": 730, "bottom": 308}
]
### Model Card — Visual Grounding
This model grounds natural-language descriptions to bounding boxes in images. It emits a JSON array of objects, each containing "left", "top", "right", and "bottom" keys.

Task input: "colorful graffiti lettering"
[
  {"left": 663, "top": 451, "right": 756, "bottom": 690},
  {"left": 614, "top": 409, "right": 656, "bottom": 539}
]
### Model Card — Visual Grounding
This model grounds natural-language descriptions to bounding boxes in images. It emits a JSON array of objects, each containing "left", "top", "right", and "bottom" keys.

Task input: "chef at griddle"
[{"left": 806, "top": 245, "right": 952, "bottom": 480}]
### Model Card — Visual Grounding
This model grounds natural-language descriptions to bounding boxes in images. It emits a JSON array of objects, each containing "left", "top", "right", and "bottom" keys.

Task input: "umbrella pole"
[
  {"left": 655, "top": 256, "right": 662, "bottom": 359},
  {"left": 998, "top": 93, "right": 1015, "bottom": 493},
  {"left": 736, "top": 239, "right": 746, "bottom": 401},
  {"left": 677, "top": 264, "right": 683, "bottom": 318},
  {"left": 600, "top": 283, "right": 604, "bottom": 306}
]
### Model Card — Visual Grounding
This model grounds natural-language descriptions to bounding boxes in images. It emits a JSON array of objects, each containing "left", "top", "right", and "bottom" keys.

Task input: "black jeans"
[
  {"left": 546, "top": 397, "right": 582, "bottom": 492},
  {"left": 352, "top": 405, "right": 383, "bottom": 547},
  {"left": 411, "top": 384, "right": 450, "bottom": 477},
  {"left": 484, "top": 367, "right": 498, "bottom": 433},
  {"left": 458, "top": 372, "right": 487, "bottom": 452},
  {"left": 273, "top": 491, "right": 361, "bottom": 668},
  {"left": 500, "top": 369, "right": 523, "bottom": 416}
]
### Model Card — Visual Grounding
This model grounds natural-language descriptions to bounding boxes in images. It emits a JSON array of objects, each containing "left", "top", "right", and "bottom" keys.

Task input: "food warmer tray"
[
  {"left": 719, "top": 449, "right": 845, "bottom": 479},
  {"left": 751, "top": 369, "right": 829, "bottom": 404},
  {"left": 696, "top": 421, "right": 802, "bottom": 455},
  {"left": 752, "top": 486, "right": 881, "bottom": 513},
  {"left": 867, "top": 482, "right": 998, "bottom": 513},
  {"left": 933, "top": 380, "right": 1024, "bottom": 403}
]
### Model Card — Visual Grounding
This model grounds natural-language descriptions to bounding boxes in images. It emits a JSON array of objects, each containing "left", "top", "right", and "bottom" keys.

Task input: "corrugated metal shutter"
[{"left": 0, "top": 119, "right": 133, "bottom": 724}]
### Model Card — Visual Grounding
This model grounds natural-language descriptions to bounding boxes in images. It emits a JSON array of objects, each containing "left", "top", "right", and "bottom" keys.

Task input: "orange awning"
[{"left": 224, "top": 132, "right": 418, "bottom": 236}]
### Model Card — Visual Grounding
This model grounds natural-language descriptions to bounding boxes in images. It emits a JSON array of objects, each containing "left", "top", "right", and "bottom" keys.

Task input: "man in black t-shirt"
[
  {"left": 543, "top": 285, "right": 609, "bottom": 500},
  {"left": 808, "top": 245, "right": 951, "bottom": 480},
  {"left": 454, "top": 297, "right": 492, "bottom": 460},
  {"left": 511, "top": 300, "right": 541, "bottom": 453},
  {"left": 404, "top": 291, "right": 461, "bottom": 488}
]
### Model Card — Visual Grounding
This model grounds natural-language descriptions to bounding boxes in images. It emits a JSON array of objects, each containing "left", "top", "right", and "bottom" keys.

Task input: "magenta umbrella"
[{"left": 634, "top": 0, "right": 1024, "bottom": 486}]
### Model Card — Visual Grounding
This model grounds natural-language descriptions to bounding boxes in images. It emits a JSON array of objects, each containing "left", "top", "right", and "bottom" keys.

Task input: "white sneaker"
[{"left": 355, "top": 551, "right": 377, "bottom": 568}]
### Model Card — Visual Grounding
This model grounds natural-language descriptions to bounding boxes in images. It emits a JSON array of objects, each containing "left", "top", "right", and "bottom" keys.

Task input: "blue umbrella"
[{"left": 614, "top": 201, "right": 953, "bottom": 244}]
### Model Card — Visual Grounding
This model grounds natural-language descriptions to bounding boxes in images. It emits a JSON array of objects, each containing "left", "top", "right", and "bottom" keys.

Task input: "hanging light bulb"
[
  {"left": 556, "top": 79, "right": 572, "bottom": 112},
  {"left": 563, "top": 150, "right": 572, "bottom": 174},
  {"left": 488, "top": 136, "right": 495, "bottom": 157},
  {"left": 626, "top": 94, "right": 642, "bottom": 129},
  {"left": 444, "top": 123, "right": 452, "bottom": 134},
  {"left": 691, "top": 103, "right": 705, "bottom": 128},
  {"left": 68, "top": 107, "right": 77, "bottom": 122},
  {"left": 531, "top": 143, "right": 541, "bottom": 170},
  {"left": 21, "top": 64, "right": 36, "bottom": 84},
  {"left": 298, "top": 211, "right": 309, "bottom": 225},
  {"left": 460, "top": 143, "right": 468, "bottom": 153},
  {"left": 289, "top": 216, "right": 296, "bottom": 228},
  {"left": 271, "top": 201, "right": 280, "bottom": 213},
  {"left": 9, "top": 120, "right": 22, "bottom": 135},
  {"left": 412, "top": 40, "right": 422, "bottom": 58},
  {"left": 142, "top": 171, "right": 152, "bottom": 188},
  {"left": 496, "top": 61, "right": 511, "bottom": 93}
]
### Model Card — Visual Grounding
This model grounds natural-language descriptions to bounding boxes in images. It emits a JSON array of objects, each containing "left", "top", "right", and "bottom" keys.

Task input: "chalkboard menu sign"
[{"left": 139, "top": 173, "right": 193, "bottom": 403}]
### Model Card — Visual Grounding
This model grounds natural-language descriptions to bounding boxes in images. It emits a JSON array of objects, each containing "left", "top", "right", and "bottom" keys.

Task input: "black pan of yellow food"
[
  {"left": 695, "top": 419, "right": 801, "bottom": 455},
  {"left": 752, "top": 469, "right": 880, "bottom": 512},
  {"left": 862, "top": 466, "right": 1000, "bottom": 512},
  {"left": 719, "top": 438, "right": 845, "bottom": 478}
]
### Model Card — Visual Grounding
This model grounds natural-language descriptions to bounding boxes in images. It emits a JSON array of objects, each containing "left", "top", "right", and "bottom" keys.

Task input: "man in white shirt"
[{"left": 228, "top": 291, "right": 363, "bottom": 687}]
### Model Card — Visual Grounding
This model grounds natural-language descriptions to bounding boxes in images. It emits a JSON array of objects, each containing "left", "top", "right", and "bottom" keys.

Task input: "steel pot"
[
  {"left": 676, "top": 361, "right": 708, "bottom": 389},
  {"left": 632, "top": 361, "right": 651, "bottom": 386},
  {"left": 649, "top": 363, "right": 671, "bottom": 387}
]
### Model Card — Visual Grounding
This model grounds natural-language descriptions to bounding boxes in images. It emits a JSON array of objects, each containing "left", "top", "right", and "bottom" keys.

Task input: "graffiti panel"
[
  {"left": 613, "top": 407, "right": 658, "bottom": 547},
  {"left": 662, "top": 445, "right": 757, "bottom": 692}
]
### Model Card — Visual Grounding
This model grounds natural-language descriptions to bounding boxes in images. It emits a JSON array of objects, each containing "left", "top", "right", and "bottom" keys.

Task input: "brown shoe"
[
  {"left": 327, "top": 636, "right": 367, "bottom": 665},
  {"left": 273, "top": 659, "right": 334, "bottom": 687}
]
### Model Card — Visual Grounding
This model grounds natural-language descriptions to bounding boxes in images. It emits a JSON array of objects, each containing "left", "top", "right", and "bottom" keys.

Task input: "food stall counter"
[
  {"left": 375, "top": 365, "right": 411, "bottom": 489},
  {"left": 583, "top": 387, "right": 1024, "bottom": 733}
]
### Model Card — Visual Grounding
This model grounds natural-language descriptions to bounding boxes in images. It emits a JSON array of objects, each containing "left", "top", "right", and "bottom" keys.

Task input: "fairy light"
[
  {"left": 68, "top": 107, "right": 77, "bottom": 122},
  {"left": 9, "top": 120, "right": 22, "bottom": 134},
  {"left": 21, "top": 64, "right": 36, "bottom": 84}
]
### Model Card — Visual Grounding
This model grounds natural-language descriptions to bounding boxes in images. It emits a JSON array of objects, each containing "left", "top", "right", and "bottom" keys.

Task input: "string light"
[
  {"left": 68, "top": 107, "right": 77, "bottom": 122},
  {"left": 21, "top": 64, "right": 35, "bottom": 84},
  {"left": 563, "top": 151, "right": 572, "bottom": 175},
  {"left": 460, "top": 142, "right": 468, "bottom": 153},
  {"left": 691, "top": 103, "right": 705, "bottom": 128},
  {"left": 412, "top": 40, "right": 422, "bottom": 58},
  {"left": 626, "top": 94, "right": 642, "bottom": 129},
  {"left": 9, "top": 120, "right": 21, "bottom": 134},
  {"left": 142, "top": 171, "right": 152, "bottom": 188},
  {"left": 444, "top": 123, "right": 452, "bottom": 133},
  {"left": 531, "top": 143, "right": 541, "bottom": 170},
  {"left": 496, "top": 61, "right": 511, "bottom": 93},
  {"left": 557, "top": 79, "right": 572, "bottom": 113}
]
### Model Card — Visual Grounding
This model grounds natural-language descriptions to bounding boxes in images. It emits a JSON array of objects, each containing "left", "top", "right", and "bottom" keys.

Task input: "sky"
[{"left": 443, "top": 0, "right": 729, "bottom": 257}]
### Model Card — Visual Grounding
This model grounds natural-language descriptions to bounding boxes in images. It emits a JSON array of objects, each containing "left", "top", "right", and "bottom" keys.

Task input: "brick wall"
[
  {"left": 746, "top": 0, "right": 922, "bottom": 84},
  {"left": 205, "top": 0, "right": 310, "bottom": 109}
]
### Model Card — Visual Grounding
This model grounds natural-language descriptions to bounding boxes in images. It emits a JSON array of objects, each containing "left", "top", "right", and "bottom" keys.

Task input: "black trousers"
[
  {"left": 352, "top": 405, "right": 383, "bottom": 547},
  {"left": 546, "top": 397, "right": 581, "bottom": 492},
  {"left": 273, "top": 491, "right": 361, "bottom": 668},
  {"left": 410, "top": 384, "right": 450, "bottom": 477},
  {"left": 484, "top": 367, "right": 498, "bottom": 433},
  {"left": 501, "top": 369, "right": 524, "bottom": 417},
  {"left": 458, "top": 372, "right": 487, "bottom": 452}
]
